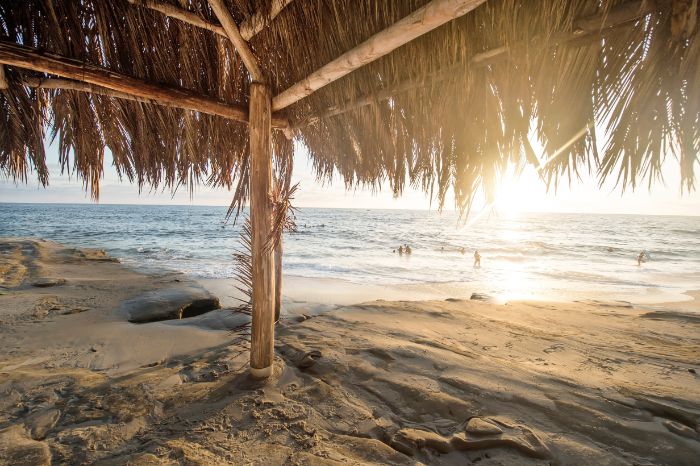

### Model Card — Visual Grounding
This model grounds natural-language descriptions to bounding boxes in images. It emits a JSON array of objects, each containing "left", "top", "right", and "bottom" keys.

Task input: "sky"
[{"left": 1, "top": 139, "right": 699, "bottom": 216}]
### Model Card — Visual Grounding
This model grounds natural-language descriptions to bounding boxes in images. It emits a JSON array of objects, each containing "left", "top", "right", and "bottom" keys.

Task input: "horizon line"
[{"left": 1, "top": 201, "right": 698, "bottom": 218}]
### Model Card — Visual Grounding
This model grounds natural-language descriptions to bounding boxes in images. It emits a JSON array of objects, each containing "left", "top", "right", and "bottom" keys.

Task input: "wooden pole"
[
  {"left": 671, "top": 0, "right": 698, "bottom": 40},
  {"left": 126, "top": 0, "right": 226, "bottom": 37},
  {"left": 249, "top": 82, "right": 275, "bottom": 379},
  {"left": 240, "top": 0, "right": 293, "bottom": 40},
  {"left": 0, "top": 65, "right": 7, "bottom": 89},
  {"left": 208, "top": 0, "right": 264, "bottom": 82},
  {"left": 0, "top": 41, "right": 290, "bottom": 129},
  {"left": 126, "top": 0, "right": 293, "bottom": 41},
  {"left": 22, "top": 77, "right": 171, "bottom": 104},
  {"left": 0, "top": 41, "right": 248, "bottom": 122},
  {"left": 272, "top": 0, "right": 486, "bottom": 111},
  {"left": 274, "top": 236, "right": 282, "bottom": 322},
  {"left": 291, "top": 0, "right": 655, "bottom": 130}
]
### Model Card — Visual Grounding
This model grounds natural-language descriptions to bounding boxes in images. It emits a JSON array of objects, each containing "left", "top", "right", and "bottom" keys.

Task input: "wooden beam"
[
  {"left": 0, "top": 65, "right": 7, "bottom": 89},
  {"left": 127, "top": 0, "right": 292, "bottom": 41},
  {"left": 240, "top": 0, "right": 293, "bottom": 40},
  {"left": 248, "top": 82, "right": 275, "bottom": 379},
  {"left": 127, "top": 0, "right": 225, "bottom": 37},
  {"left": 671, "top": 0, "right": 698, "bottom": 40},
  {"left": 292, "top": 0, "right": 655, "bottom": 130},
  {"left": 208, "top": 0, "right": 264, "bottom": 82},
  {"left": 466, "top": 0, "right": 654, "bottom": 66},
  {"left": 0, "top": 41, "right": 290, "bottom": 128},
  {"left": 272, "top": 0, "right": 487, "bottom": 112},
  {"left": 22, "top": 77, "right": 167, "bottom": 104},
  {"left": 0, "top": 40, "right": 248, "bottom": 121}
]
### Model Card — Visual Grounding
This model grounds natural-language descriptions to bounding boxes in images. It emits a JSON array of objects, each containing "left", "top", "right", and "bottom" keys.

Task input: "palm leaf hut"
[{"left": 1, "top": 0, "right": 697, "bottom": 377}]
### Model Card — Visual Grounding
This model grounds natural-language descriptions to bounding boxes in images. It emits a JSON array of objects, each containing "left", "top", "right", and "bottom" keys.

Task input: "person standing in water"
[
  {"left": 474, "top": 249, "right": 481, "bottom": 268},
  {"left": 637, "top": 250, "right": 647, "bottom": 266}
]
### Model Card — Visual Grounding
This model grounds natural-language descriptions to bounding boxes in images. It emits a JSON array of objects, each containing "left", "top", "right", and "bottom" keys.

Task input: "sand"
[{"left": 1, "top": 238, "right": 699, "bottom": 465}]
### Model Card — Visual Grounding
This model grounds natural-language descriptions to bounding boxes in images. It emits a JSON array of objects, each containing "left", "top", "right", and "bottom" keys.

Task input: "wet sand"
[{"left": 1, "top": 238, "right": 699, "bottom": 465}]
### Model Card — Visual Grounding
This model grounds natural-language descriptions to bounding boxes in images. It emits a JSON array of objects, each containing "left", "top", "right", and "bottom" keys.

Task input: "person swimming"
[
  {"left": 405, "top": 244, "right": 412, "bottom": 255},
  {"left": 398, "top": 245, "right": 404, "bottom": 255},
  {"left": 474, "top": 249, "right": 481, "bottom": 268}
]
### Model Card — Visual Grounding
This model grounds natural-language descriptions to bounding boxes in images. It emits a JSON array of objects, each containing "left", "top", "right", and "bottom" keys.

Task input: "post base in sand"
[{"left": 250, "top": 365, "right": 272, "bottom": 379}]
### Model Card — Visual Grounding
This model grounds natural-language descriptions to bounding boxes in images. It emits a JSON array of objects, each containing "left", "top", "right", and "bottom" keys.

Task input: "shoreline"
[
  {"left": 1, "top": 238, "right": 699, "bottom": 464},
  {"left": 199, "top": 274, "right": 700, "bottom": 314}
]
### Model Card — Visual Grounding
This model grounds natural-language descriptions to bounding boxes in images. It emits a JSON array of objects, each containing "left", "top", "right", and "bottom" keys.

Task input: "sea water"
[{"left": 1, "top": 203, "right": 698, "bottom": 304}]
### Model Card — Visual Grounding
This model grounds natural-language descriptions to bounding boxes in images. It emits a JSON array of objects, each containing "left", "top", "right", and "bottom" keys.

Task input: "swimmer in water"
[
  {"left": 405, "top": 244, "right": 412, "bottom": 255},
  {"left": 474, "top": 249, "right": 481, "bottom": 268},
  {"left": 398, "top": 245, "right": 404, "bottom": 255}
]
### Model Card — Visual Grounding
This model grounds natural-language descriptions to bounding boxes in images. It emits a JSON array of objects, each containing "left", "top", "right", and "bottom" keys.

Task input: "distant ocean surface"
[{"left": 1, "top": 203, "right": 699, "bottom": 303}]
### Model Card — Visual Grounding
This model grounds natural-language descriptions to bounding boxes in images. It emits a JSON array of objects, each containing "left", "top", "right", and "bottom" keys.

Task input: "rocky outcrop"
[{"left": 120, "top": 286, "right": 221, "bottom": 323}]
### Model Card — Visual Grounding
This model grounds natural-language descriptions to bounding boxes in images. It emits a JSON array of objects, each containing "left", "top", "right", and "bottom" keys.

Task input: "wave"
[{"left": 3, "top": 204, "right": 699, "bottom": 300}]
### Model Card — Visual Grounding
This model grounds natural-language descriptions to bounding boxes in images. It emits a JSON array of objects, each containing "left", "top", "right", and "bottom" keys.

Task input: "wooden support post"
[
  {"left": 274, "top": 236, "right": 283, "bottom": 322},
  {"left": 249, "top": 82, "right": 275, "bottom": 379}
]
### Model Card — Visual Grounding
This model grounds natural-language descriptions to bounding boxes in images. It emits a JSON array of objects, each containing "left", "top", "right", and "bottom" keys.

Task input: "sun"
[{"left": 491, "top": 165, "right": 546, "bottom": 218}]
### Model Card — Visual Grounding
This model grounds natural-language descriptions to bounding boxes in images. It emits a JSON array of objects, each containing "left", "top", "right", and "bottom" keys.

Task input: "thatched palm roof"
[{"left": 0, "top": 0, "right": 698, "bottom": 210}]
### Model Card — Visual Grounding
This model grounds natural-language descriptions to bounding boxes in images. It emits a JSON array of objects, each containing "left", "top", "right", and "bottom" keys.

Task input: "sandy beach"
[{"left": 1, "top": 238, "right": 699, "bottom": 465}]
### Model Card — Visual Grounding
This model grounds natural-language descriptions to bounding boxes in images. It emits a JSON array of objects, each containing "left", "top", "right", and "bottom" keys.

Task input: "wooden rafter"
[
  {"left": 0, "top": 65, "right": 7, "bottom": 89},
  {"left": 22, "top": 77, "right": 165, "bottom": 104},
  {"left": 292, "top": 0, "right": 655, "bottom": 130},
  {"left": 671, "top": 0, "right": 699, "bottom": 40},
  {"left": 241, "top": 0, "right": 293, "bottom": 40},
  {"left": 126, "top": 0, "right": 292, "bottom": 41},
  {"left": 272, "top": 0, "right": 487, "bottom": 112},
  {"left": 127, "top": 0, "right": 225, "bottom": 36},
  {"left": 0, "top": 41, "right": 290, "bottom": 129},
  {"left": 208, "top": 0, "right": 264, "bottom": 82}
]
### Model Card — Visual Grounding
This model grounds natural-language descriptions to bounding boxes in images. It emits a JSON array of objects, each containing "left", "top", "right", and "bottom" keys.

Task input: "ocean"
[{"left": 1, "top": 203, "right": 698, "bottom": 304}]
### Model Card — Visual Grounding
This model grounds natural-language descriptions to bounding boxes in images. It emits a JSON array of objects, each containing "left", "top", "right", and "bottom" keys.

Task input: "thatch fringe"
[{"left": 0, "top": 0, "right": 698, "bottom": 209}]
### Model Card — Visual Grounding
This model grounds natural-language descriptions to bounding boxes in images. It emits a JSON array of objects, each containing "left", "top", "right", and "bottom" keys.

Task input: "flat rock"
[
  {"left": 391, "top": 428, "right": 452, "bottom": 456},
  {"left": 0, "top": 425, "right": 51, "bottom": 466},
  {"left": 80, "top": 249, "right": 119, "bottom": 262},
  {"left": 470, "top": 293, "right": 494, "bottom": 302},
  {"left": 120, "top": 285, "right": 221, "bottom": 323},
  {"left": 663, "top": 420, "right": 699, "bottom": 439},
  {"left": 30, "top": 278, "right": 66, "bottom": 288},
  {"left": 26, "top": 408, "right": 60, "bottom": 440},
  {"left": 466, "top": 417, "right": 503, "bottom": 436},
  {"left": 297, "top": 350, "right": 322, "bottom": 369}
]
